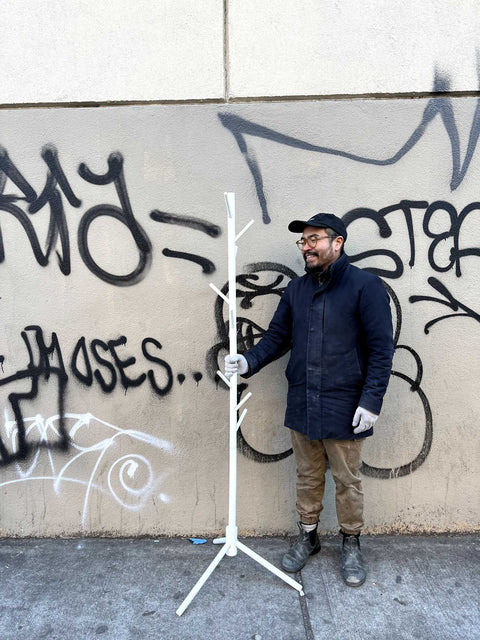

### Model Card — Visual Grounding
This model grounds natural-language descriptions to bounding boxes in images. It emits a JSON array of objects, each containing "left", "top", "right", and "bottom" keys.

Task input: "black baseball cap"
[{"left": 288, "top": 213, "right": 347, "bottom": 241}]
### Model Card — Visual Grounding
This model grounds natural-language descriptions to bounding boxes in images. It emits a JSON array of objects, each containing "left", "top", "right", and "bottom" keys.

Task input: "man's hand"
[
  {"left": 352, "top": 406, "right": 378, "bottom": 434},
  {"left": 224, "top": 354, "right": 248, "bottom": 378}
]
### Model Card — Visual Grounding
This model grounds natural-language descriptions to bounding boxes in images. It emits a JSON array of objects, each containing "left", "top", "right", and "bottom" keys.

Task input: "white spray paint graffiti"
[{"left": 0, "top": 411, "right": 173, "bottom": 529}]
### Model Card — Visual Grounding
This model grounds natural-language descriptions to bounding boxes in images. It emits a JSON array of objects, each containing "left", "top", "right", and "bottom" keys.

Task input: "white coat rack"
[{"left": 176, "top": 193, "right": 304, "bottom": 617}]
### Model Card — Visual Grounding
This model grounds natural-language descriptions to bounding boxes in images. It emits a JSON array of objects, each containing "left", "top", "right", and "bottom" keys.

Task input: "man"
[{"left": 224, "top": 213, "right": 394, "bottom": 587}]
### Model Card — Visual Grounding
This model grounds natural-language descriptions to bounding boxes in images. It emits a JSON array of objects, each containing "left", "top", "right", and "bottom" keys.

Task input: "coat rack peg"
[
  {"left": 235, "top": 219, "right": 254, "bottom": 242},
  {"left": 216, "top": 370, "right": 231, "bottom": 388},
  {"left": 235, "top": 392, "right": 252, "bottom": 412},
  {"left": 209, "top": 283, "right": 229, "bottom": 305},
  {"left": 236, "top": 408, "right": 248, "bottom": 431}
]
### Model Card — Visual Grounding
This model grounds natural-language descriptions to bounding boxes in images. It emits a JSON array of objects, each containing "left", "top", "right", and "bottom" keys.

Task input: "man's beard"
[
  {"left": 305, "top": 262, "right": 326, "bottom": 275},
  {"left": 304, "top": 253, "right": 327, "bottom": 275}
]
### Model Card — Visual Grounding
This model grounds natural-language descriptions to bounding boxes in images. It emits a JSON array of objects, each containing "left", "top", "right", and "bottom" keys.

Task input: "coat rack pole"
[{"left": 176, "top": 193, "right": 304, "bottom": 617}]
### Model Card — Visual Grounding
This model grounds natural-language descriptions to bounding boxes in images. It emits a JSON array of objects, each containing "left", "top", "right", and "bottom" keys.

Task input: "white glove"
[
  {"left": 352, "top": 406, "right": 378, "bottom": 434},
  {"left": 224, "top": 354, "right": 248, "bottom": 378}
]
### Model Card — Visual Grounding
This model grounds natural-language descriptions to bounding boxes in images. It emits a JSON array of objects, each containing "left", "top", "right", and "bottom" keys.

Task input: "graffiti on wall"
[
  {"left": 0, "top": 145, "right": 221, "bottom": 284},
  {"left": 0, "top": 325, "right": 180, "bottom": 464},
  {"left": 1, "top": 92, "right": 480, "bottom": 531},
  {"left": 0, "top": 412, "right": 172, "bottom": 528},
  {"left": 0, "top": 145, "right": 219, "bottom": 467},
  {"left": 219, "top": 73, "right": 480, "bottom": 223}
]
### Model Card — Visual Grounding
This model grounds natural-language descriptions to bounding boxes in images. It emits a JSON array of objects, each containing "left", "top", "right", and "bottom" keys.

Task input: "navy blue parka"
[{"left": 243, "top": 253, "right": 394, "bottom": 440}]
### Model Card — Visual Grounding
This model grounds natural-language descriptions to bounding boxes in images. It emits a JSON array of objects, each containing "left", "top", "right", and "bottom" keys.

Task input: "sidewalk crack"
[{"left": 296, "top": 571, "right": 315, "bottom": 640}]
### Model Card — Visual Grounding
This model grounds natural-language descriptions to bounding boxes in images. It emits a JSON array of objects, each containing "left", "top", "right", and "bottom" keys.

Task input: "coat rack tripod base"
[{"left": 176, "top": 193, "right": 304, "bottom": 617}]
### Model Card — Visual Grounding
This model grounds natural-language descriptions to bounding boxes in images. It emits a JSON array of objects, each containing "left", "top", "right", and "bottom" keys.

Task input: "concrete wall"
[
  {"left": 228, "top": 0, "right": 480, "bottom": 97},
  {"left": 0, "top": 0, "right": 224, "bottom": 103},
  {"left": 0, "top": 2, "right": 478, "bottom": 536},
  {"left": 2, "top": 0, "right": 479, "bottom": 104}
]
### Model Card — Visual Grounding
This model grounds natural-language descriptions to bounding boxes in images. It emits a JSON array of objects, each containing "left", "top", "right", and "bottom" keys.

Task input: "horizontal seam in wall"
[{"left": 0, "top": 90, "right": 479, "bottom": 110}]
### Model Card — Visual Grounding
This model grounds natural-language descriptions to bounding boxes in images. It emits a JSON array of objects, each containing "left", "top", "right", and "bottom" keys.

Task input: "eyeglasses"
[{"left": 295, "top": 234, "right": 337, "bottom": 250}]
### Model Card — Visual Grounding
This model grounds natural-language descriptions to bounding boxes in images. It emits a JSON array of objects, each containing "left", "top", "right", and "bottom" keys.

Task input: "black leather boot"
[
  {"left": 281, "top": 522, "right": 321, "bottom": 573},
  {"left": 340, "top": 531, "right": 366, "bottom": 587}
]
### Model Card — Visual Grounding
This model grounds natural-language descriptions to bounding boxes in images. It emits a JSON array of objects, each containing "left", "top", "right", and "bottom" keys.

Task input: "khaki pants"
[{"left": 290, "top": 430, "right": 364, "bottom": 535}]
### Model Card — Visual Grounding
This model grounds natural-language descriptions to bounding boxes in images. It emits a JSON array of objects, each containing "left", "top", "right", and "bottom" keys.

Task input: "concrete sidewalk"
[{"left": 0, "top": 534, "right": 478, "bottom": 640}]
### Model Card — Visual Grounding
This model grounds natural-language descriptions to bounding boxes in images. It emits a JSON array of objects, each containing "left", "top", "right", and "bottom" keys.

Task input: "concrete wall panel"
[
  {"left": 0, "top": 0, "right": 224, "bottom": 103},
  {"left": 228, "top": 0, "right": 480, "bottom": 97},
  {"left": 0, "top": 98, "right": 478, "bottom": 536}
]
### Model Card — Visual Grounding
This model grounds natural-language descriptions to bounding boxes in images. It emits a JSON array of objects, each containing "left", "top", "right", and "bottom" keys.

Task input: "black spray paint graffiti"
[
  {"left": 150, "top": 210, "right": 220, "bottom": 274},
  {"left": 207, "top": 265, "right": 433, "bottom": 478},
  {"left": 343, "top": 199, "right": 480, "bottom": 279},
  {"left": 77, "top": 152, "right": 152, "bottom": 285},
  {"left": 0, "top": 146, "right": 220, "bottom": 464},
  {"left": 0, "top": 326, "right": 203, "bottom": 465},
  {"left": 0, "top": 326, "right": 69, "bottom": 463},
  {"left": 71, "top": 334, "right": 174, "bottom": 396},
  {"left": 4, "top": 93, "right": 480, "bottom": 475},
  {"left": 0, "top": 146, "right": 221, "bottom": 284},
  {"left": 219, "top": 72, "right": 480, "bottom": 224},
  {"left": 343, "top": 201, "right": 480, "bottom": 330},
  {"left": 410, "top": 277, "right": 480, "bottom": 334}
]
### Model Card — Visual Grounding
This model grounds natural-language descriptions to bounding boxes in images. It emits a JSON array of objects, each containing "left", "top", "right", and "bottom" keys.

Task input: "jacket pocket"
[{"left": 323, "top": 348, "right": 363, "bottom": 391}]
